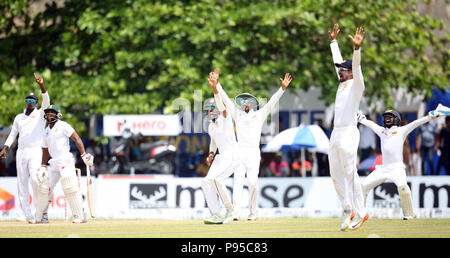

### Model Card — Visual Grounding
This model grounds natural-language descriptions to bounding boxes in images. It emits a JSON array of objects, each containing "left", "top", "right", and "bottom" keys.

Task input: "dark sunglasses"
[{"left": 25, "top": 98, "right": 37, "bottom": 103}]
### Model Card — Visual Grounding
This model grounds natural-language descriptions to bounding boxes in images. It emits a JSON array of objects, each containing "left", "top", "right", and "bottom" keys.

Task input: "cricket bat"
[{"left": 86, "top": 165, "right": 96, "bottom": 218}]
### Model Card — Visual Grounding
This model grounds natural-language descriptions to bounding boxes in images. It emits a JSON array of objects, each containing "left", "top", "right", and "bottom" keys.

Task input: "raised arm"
[
  {"left": 260, "top": 73, "right": 292, "bottom": 119},
  {"left": 359, "top": 117, "right": 384, "bottom": 137},
  {"left": 329, "top": 23, "right": 343, "bottom": 80},
  {"left": 208, "top": 69, "right": 227, "bottom": 117},
  {"left": 403, "top": 115, "right": 433, "bottom": 138},
  {"left": 216, "top": 82, "right": 238, "bottom": 121},
  {"left": 34, "top": 73, "right": 50, "bottom": 109},
  {"left": 349, "top": 27, "right": 365, "bottom": 92}
]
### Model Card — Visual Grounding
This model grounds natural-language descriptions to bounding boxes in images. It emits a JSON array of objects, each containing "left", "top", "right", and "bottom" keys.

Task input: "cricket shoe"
[
  {"left": 402, "top": 215, "right": 416, "bottom": 220},
  {"left": 26, "top": 215, "right": 36, "bottom": 224},
  {"left": 223, "top": 209, "right": 235, "bottom": 224},
  {"left": 36, "top": 213, "right": 49, "bottom": 224},
  {"left": 204, "top": 214, "right": 223, "bottom": 224},
  {"left": 248, "top": 211, "right": 258, "bottom": 221},
  {"left": 72, "top": 214, "right": 88, "bottom": 224},
  {"left": 340, "top": 211, "right": 355, "bottom": 231},
  {"left": 349, "top": 213, "right": 369, "bottom": 231}
]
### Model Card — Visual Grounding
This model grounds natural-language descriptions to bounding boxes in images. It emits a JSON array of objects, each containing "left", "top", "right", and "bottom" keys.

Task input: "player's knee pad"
[
  {"left": 398, "top": 185, "right": 414, "bottom": 217},
  {"left": 61, "top": 175, "right": 84, "bottom": 220},
  {"left": 35, "top": 178, "right": 50, "bottom": 222}
]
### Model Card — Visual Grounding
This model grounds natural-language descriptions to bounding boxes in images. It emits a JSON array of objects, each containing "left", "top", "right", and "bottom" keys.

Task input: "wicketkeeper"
[{"left": 358, "top": 104, "right": 450, "bottom": 219}]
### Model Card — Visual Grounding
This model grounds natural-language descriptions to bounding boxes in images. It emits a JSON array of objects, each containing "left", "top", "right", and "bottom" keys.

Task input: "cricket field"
[{"left": 1, "top": 218, "right": 450, "bottom": 238}]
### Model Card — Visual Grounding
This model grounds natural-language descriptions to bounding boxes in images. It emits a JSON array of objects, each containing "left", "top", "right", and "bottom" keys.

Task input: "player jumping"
[
  {"left": 215, "top": 69, "right": 292, "bottom": 220},
  {"left": 328, "top": 23, "right": 368, "bottom": 231}
]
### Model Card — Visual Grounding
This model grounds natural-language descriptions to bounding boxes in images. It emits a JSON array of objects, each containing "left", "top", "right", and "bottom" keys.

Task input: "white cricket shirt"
[
  {"left": 330, "top": 40, "right": 365, "bottom": 128},
  {"left": 360, "top": 116, "right": 432, "bottom": 165},
  {"left": 217, "top": 82, "right": 285, "bottom": 149},
  {"left": 4, "top": 92, "right": 50, "bottom": 149},
  {"left": 42, "top": 120, "right": 75, "bottom": 160}
]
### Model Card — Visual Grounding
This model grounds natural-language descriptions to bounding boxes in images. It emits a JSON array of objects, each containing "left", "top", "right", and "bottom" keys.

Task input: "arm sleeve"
[
  {"left": 359, "top": 117, "right": 383, "bottom": 137},
  {"left": 216, "top": 82, "right": 237, "bottom": 120},
  {"left": 330, "top": 40, "right": 344, "bottom": 80},
  {"left": 41, "top": 92, "right": 50, "bottom": 110},
  {"left": 402, "top": 116, "right": 432, "bottom": 137},
  {"left": 352, "top": 48, "right": 365, "bottom": 94},
  {"left": 260, "top": 87, "right": 285, "bottom": 119},
  {"left": 209, "top": 138, "right": 217, "bottom": 154},
  {"left": 4, "top": 117, "right": 19, "bottom": 147},
  {"left": 64, "top": 123, "right": 76, "bottom": 138},
  {"left": 213, "top": 93, "right": 226, "bottom": 113}
]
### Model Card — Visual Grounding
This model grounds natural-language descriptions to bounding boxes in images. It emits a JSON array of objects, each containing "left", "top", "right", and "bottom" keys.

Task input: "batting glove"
[{"left": 81, "top": 152, "right": 94, "bottom": 167}]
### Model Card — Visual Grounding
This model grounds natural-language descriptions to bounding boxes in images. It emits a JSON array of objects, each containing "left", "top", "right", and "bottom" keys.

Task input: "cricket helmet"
[
  {"left": 44, "top": 104, "right": 62, "bottom": 123},
  {"left": 382, "top": 109, "right": 401, "bottom": 128},
  {"left": 204, "top": 98, "right": 220, "bottom": 121}
]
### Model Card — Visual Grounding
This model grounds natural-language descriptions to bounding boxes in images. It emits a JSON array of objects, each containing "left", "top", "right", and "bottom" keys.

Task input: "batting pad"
[
  {"left": 61, "top": 175, "right": 84, "bottom": 220},
  {"left": 35, "top": 178, "right": 50, "bottom": 222},
  {"left": 398, "top": 185, "right": 414, "bottom": 217}
]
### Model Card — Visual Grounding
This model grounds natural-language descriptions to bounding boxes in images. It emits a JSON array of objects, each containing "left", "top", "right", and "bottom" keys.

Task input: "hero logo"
[{"left": 129, "top": 184, "right": 168, "bottom": 209}]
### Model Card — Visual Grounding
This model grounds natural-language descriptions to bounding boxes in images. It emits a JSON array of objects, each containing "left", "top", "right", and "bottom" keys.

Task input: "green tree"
[{"left": 1, "top": 0, "right": 448, "bottom": 133}]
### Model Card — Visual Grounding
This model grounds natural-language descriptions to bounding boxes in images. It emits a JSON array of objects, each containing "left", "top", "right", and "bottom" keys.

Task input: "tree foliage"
[{"left": 1, "top": 0, "right": 448, "bottom": 134}]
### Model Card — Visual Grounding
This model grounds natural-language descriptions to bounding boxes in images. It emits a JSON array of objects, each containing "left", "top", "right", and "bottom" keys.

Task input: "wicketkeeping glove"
[{"left": 429, "top": 103, "right": 450, "bottom": 118}]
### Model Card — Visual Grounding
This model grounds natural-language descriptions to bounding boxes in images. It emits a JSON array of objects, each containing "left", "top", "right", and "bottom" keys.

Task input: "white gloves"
[
  {"left": 37, "top": 165, "right": 48, "bottom": 184},
  {"left": 81, "top": 152, "right": 94, "bottom": 167},
  {"left": 356, "top": 109, "right": 366, "bottom": 122},
  {"left": 429, "top": 104, "right": 450, "bottom": 119}
]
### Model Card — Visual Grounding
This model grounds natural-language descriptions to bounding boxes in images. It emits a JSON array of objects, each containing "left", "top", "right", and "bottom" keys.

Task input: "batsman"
[{"left": 35, "top": 104, "right": 94, "bottom": 223}]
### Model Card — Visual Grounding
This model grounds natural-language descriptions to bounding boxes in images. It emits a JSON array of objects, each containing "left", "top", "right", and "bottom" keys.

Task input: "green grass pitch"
[{"left": 1, "top": 218, "right": 450, "bottom": 238}]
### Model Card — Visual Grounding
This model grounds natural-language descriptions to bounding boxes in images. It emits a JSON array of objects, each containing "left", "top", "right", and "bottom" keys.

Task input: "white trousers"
[
  {"left": 232, "top": 147, "right": 261, "bottom": 216},
  {"left": 328, "top": 126, "right": 366, "bottom": 218},
  {"left": 47, "top": 157, "right": 77, "bottom": 193},
  {"left": 16, "top": 146, "right": 42, "bottom": 218},
  {"left": 362, "top": 162, "right": 408, "bottom": 192},
  {"left": 201, "top": 154, "right": 239, "bottom": 215}
]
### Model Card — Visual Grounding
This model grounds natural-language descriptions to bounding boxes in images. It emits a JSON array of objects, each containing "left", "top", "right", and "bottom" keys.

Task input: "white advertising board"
[{"left": 1, "top": 176, "right": 449, "bottom": 220}]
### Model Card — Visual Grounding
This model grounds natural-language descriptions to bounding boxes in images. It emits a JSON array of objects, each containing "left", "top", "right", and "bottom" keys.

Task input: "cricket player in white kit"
[
  {"left": 34, "top": 104, "right": 94, "bottom": 223},
  {"left": 0, "top": 73, "right": 50, "bottom": 223},
  {"left": 328, "top": 24, "right": 368, "bottom": 230},
  {"left": 215, "top": 69, "right": 292, "bottom": 220},
  {"left": 358, "top": 104, "right": 450, "bottom": 219},
  {"left": 201, "top": 79, "right": 239, "bottom": 224}
]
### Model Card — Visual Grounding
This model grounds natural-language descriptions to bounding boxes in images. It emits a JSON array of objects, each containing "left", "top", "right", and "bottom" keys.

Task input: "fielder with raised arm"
[
  {"left": 215, "top": 69, "right": 292, "bottom": 220},
  {"left": 0, "top": 73, "right": 50, "bottom": 223},
  {"left": 358, "top": 104, "right": 450, "bottom": 219},
  {"left": 34, "top": 104, "right": 94, "bottom": 223},
  {"left": 328, "top": 24, "right": 368, "bottom": 231},
  {"left": 200, "top": 70, "right": 242, "bottom": 224}
]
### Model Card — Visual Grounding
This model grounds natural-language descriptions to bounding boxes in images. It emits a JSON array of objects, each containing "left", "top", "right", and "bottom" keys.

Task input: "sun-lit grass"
[{"left": 1, "top": 218, "right": 450, "bottom": 238}]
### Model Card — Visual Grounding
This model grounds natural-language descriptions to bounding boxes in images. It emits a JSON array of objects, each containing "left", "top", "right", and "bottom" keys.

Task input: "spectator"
[
  {"left": 196, "top": 153, "right": 209, "bottom": 177},
  {"left": 316, "top": 119, "right": 330, "bottom": 176},
  {"left": 358, "top": 114, "right": 377, "bottom": 162},
  {"left": 291, "top": 152, "right": 312, "bottom": 177},
  {"left": 436, "top": 116, "right": 450, "bottom": 175},
  {"left": 415, "top": 117, "right": 438, "bottom": 175},
  {"left": 269, "top": 152, "right": 290, "bottom": 177}
]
